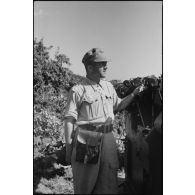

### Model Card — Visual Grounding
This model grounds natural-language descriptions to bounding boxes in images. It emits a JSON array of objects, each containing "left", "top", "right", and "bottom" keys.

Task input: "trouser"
[{"left": 71, "top": 131, "right": 119, "bottom": 194}]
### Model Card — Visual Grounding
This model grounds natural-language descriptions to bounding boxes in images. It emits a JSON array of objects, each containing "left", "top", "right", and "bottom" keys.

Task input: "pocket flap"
[
  {"left": 77, "top": 128, "right": 102, "bottom": 146},
  {"left": 83, "top": 94, "right": 97, "bottom": 104},
  {"left": 105, "top": 94, "right": 112, "bottom": 99}
]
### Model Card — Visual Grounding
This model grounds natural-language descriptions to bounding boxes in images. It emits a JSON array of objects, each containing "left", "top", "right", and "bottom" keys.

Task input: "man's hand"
[{"left": 132, "top": 84, "right": 146, "bottom": 96}]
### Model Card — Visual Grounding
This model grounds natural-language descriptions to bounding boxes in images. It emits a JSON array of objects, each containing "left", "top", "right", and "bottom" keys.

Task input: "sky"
[{"left": 34, "top": 1, "right": 162, "bottom": 81}]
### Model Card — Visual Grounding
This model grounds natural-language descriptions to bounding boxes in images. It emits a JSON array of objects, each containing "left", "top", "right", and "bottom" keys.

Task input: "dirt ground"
[
  {"left": 34, "top": 154, "right": 126, "bottom": 194},
  {"left": 34, "top": 167, "right": 126, "bottom": 194}
]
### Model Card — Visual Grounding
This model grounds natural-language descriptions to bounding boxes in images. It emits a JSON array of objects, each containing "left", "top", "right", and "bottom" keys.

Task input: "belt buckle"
[
  {"left": 96, "top": 125, "right": 101, "bottom": 133},
  {"left": 98, "top": 125, "right": 104, "bottom": 133}
]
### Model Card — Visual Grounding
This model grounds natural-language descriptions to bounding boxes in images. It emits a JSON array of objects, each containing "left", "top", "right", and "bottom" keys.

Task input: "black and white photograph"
[
  {"left": 33, "top": 1, "right": 162, "bottom": 194},
  {"left": 2, "top": 0, "right": 195, "bottom": 195}
]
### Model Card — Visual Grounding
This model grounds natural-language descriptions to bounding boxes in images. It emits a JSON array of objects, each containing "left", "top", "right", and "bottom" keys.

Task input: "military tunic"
[{"left": 65, "top": 77, "right": 121, "bottom": 194}]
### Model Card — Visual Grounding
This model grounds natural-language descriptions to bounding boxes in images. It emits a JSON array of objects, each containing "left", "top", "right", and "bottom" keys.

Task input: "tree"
[{"left": 34, "top": 38, "right": 86, "bottom": 155}]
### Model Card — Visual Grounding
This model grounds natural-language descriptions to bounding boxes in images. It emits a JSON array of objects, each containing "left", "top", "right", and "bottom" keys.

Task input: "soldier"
[{"left": 64, "top": 48, "right": 145, "bottom": 194}]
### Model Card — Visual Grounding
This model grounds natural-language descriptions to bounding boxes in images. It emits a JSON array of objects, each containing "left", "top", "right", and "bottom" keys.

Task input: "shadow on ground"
[
  {"left": 33, "top": 146, "right": 73, "bottom": 194},
  {"left": 34, "top": 145, "right": 127, "bottom": 194}
]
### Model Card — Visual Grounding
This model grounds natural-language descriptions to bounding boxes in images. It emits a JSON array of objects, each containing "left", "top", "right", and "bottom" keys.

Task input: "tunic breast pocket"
[
  {"left": 105, "top": 95, "right": 113, "bottom": 106},
  {"left": 104, "top": 94, "right": 114, "bottom": 118},
  {"left": 81, "top": 95, "right": 99, "bottom": 119}
]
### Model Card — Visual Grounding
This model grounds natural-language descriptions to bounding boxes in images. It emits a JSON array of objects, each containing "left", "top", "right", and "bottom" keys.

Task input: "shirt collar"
[
  {"left": 86, "top": 77, "right": 105, "bottom": 86},
  {"left": 85, "top": 77, "right": 107, "bottom": 92}
]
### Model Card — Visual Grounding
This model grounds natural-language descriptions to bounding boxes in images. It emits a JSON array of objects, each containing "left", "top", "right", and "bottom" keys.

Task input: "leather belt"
[{"left": 78, "top": 124, "right": 113, "bottom": 134}]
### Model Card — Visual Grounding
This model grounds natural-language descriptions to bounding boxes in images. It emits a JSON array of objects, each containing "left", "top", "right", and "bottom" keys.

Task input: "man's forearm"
[
  {"left": 64, "top": 118, "right": 75, "bottom": 144},
  {"left": 116, "top": 84, "right": 145, "bottom": 112},
  {"left": 117, "top": 93, "right": 135, "bottom": 112},
  {"left": 64, "top": 117, "right": 75, "bottom": 164}
]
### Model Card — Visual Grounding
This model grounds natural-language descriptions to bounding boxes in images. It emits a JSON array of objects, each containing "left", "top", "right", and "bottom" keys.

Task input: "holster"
[{"left": 75, "top": 128, "right": 103, "bottom": 164}]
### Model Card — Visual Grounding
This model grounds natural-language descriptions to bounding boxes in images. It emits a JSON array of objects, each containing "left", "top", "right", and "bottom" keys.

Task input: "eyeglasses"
[{"left": 93, "top": 62, "right": 108, "bottom": 68}]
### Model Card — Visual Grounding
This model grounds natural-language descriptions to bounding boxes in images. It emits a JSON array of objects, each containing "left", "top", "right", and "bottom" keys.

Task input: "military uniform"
[{"left": 65, "top": 76, "right": 122, "bottom": 194}]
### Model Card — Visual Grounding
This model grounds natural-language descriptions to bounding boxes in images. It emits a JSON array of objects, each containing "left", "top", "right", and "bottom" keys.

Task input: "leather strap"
[{"left": 78, "top": 124, "right": 113, "bottom": 133}]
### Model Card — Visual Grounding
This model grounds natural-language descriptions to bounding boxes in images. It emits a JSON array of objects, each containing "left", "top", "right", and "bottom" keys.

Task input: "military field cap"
[{"left": 82, "top": 48, "right": 110, "bottom": 65}]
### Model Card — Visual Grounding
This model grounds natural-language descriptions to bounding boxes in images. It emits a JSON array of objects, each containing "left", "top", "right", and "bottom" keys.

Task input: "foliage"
[
  {"left": 34, "top": 39, "right": 86, "bottom": 157},
  {"left": 110, "top": 79, "right": 122, "bottom": 88},
  {"left": 33, "top": 38, "right": 126, "bottom": 193}
]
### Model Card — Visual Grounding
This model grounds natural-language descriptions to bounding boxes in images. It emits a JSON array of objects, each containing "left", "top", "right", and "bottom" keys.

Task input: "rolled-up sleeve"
[
  {"left": 112, "top": 86, "right": 122, "bottom": 112},
  {"left": 64, "top": 88, "right": 81, "bottom": 120}
]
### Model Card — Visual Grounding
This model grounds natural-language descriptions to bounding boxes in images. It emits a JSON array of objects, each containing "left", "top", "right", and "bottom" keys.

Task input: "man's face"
[{"left": 91, "top": 62, "right": 108, "bottom": 78}]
